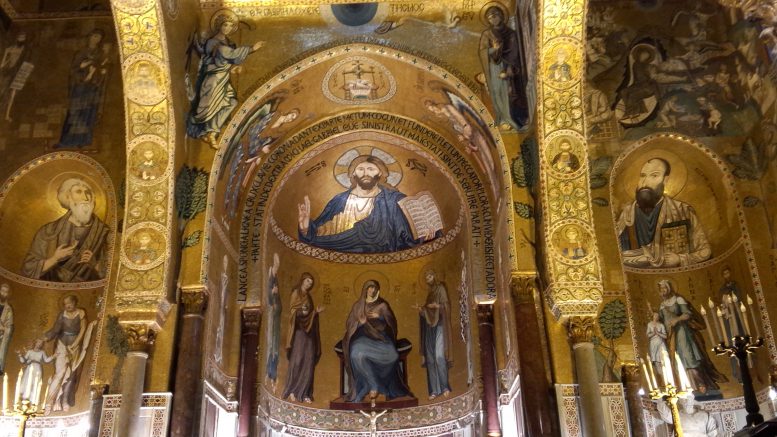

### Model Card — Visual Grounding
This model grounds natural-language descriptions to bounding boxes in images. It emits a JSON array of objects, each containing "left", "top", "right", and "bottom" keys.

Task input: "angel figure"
[{"left": 185, "top": 10, "right": 265, "bottom": 147}]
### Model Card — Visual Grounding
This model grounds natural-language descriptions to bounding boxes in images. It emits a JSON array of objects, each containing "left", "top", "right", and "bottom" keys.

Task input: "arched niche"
[
  {"left": 609, "top": 133, "right": 775, "bottom": 400},
  {"left": 199, "top": 43, "right": 516, "bottom": 432}
]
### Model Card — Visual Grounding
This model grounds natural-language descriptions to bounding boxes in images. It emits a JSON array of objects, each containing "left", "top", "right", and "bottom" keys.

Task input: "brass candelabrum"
[
  {"left": 714, "top": 334, "right": 765, "bottom": 428},
  {"left": 649, "top": 383, "right": 689, "bottom": 437},
  {"left": 7, "top": 399, "right": 43, "bottom": 437},
  {"left": 642, "top": 350, "right": 692, "bottom": 437}
]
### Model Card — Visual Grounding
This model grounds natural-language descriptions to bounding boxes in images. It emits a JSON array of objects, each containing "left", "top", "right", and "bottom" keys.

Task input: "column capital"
[
  {"left": 510, "top": 272, "right": 539, "bottom": 304},
  {"left": 180, "top": 288, "right": 208, "bottom": 315},
  {"left": 620, "top": 360, "right": 641, "bottom": 383},
  {"left": 241, "top": 306, "right": 262, "bottom": 330},
  {"left": 90, "top": 383, "right": 109, "bottom": 400},
  {"left": 567, "top": 316, "right": 595, "bottom": 345},
  {"left": 476, "top": 302, "right": 495, "bottom": 321},
  {"left": 124, "top": 323, "right": 156, "bottom": 353}
]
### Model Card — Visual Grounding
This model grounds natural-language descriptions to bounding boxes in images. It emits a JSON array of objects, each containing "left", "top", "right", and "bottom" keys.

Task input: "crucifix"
[{"left": 359, "top": 409, "right": 388, "bottom": 437}]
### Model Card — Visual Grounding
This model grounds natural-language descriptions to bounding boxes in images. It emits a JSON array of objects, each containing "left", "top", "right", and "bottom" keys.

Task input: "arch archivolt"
[
  {"left": 201, "top": 43, "right": 519, "bottom": 296},
  {"left": 111, "top": 0, "right": 176, "bottom": 327},
  {"left": 538, "top": 0, "right": 603, "bottom": 318}
]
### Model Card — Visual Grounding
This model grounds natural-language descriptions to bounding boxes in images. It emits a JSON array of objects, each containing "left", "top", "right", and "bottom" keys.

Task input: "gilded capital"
[
  {"left": 90, "top": 383, "right": 109, "bottom": 399},
  {"left": 510, "top": 273, "right": 538, "bottom": 304},
  {"left": 566, "top": 316, "right": 595, "bottom": 345},
  {"left": 124, "top": 323, "right": 156, "bottom": 353},
  {"left": 181, "top": 289, "right": 208, "bottom": 315},
  {"left": 620, "top": 360, "right": 641, "bottom": 382}
]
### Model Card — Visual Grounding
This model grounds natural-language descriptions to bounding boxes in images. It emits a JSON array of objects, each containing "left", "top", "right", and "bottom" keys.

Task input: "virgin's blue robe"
[
  {"left": 300, "top": 188, "right": 422, "bottom": 253},
  {"left": 343, "top": 296, "right": 410, "bottom": 402}
]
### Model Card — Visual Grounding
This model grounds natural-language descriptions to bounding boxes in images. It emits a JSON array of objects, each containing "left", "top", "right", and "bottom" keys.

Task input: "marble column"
[
  {"left": 237, "top": 307, "right": 262, "bottom": 437},
  {"left": 89, "top": 383, "right": 108, "bottom": 437},
  {"left": 116, "top": 324, "right": 155, "bottom": 437},
  {"left": 567, "top": 316, "right": 606, "bottom": 437},
  {"left": 621, "top": 361, "right": 647, "bottom": 437},
  {"left": 477, "top": 303, "right": 502, "bottom": 437},
  {"left": 510, "top": 274, "right": 560, "bottom": 437},
  {"left": 171, "top": 288, "right": 209, "bottom": 437}
]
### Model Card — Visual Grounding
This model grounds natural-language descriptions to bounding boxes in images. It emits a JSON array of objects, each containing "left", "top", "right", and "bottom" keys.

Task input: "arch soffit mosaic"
[{"left": 201, "top": 43, "right": 519, "bottom": 290}]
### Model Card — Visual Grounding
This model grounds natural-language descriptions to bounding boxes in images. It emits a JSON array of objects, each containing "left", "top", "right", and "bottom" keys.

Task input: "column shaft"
[
  {"left": 89, "top": 384, "right": 108, "bottom": 437},
  {"left": 237, "top": 307, "right": 261, "bottom": 437},
  {"left": 568, "top": 317, "right": 606, "bottom": 437},
  {"left": 621, "top": 361, "right": 647, "bottom": 437},
  {"left": 116, "top": 324, "right": 155, "bottom": 437},
  {"left": 171, "top": 290, "right": 208, "bottom": 437},
  {"left": 478, "top": 303, "right": 502, "bottom": 437},
  {"left": 117, "top": 352, "right": 149, "bottom": 437},
  {"left": 511, "top": 275, "right": 560, "bottom": 437}
]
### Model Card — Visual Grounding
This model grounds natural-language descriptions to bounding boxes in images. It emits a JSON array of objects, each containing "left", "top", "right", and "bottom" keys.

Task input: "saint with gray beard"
[
  {"left": 616, "top": 158, "right": 711, "bottom": 268},
  {"left": 21, "top": 178, "right": 110, "bottom": 282}
]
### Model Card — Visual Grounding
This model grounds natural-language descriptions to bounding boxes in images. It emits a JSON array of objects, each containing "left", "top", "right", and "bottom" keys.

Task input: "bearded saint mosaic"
[
  {"left": 22, "top": 177, "right": 110, "bottom": 282},
  {"left": 297, "top": 147, "right": 443, "bottom": 254},
  {"left": 615, "top": 155, "right": 710, "bottom": 269}
]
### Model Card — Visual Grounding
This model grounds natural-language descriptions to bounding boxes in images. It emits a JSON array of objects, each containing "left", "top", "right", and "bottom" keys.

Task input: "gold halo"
[
  {"left": 333, "top": 146, "right": 403, "bottom": 188},
  {"left": 616, "top": 148, "right": 688, "bottom": 199},
  {"left": 480, "top": 1, "right": 509, "bottom": 26},
  {"left": 353, "top": 270, "right": 391, "bottom": 298},
  {"left": 210, "top": 9, "right": 239, "bottom": 35},
  {"left": 46, "top": 171, "right": 107, "bottom": 220},
  {"left": 416, "top": 262, "right": 444, "bottom": 288}
]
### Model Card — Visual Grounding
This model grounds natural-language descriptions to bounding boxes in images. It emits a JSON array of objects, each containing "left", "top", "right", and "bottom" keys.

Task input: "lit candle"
[
  {"left": 641, "top": 359, "right": 654, "bottom": 391},
  {"left": 675, "top": 352, "right": 692, "bottom": 391},
  {"left": 700, "top": 307, "right": 717, "bottom": 347},
  {"left": 2, "top": 373, "right": 7, "bottom": 413},
  {"left": 646, "top": 358, "right": 659, "bottom": 389},
  {"left": 35, "top": 379, "right": 41, "bottom": 408},
  {"left": 24, "top": 368, "right": 32, "bottom": 401},
  {"left": 14, "top": 369, "right": 21, "bottom": 405},
  {"left": 709, "top": 298, "right": 724, "bottom": 342},
  {"left": 747, "top": 295, "right": 761, "bottom": 338},
  {"left": 41, "top": 383, "right": 49, "bottom": 413},
  {"left": 726, "top": 295, "right": 740, "bottom": 336},
  {"left": 741, "top": 302, "right": 751, "bottom": 336},
  {"left": 716, "top": 307, "right": 728, "bottom": 344},
  {"left": 661, "top": 350, "right": 676, "bottom": 387}
]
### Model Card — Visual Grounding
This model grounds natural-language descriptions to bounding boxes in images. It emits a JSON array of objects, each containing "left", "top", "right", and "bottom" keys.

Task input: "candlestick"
[
  {"left": 3, "top": 372, "right": 10, "bottom": 415},
  {"left": 709, "top": 299, "right": 724, "bottom": 342},
  {"left": 642, "top": 359, "right": 654, "bottom": 391},
  {"left": 646, "top": 357, "right": 659, "bottom": 389},
  {"left": 715, "top": 336, "right": 765, "bottom": 427},
  {"left": 699, "top": 307, "right": 717, "bottom": 347},
  {"left": 726, "top": 295, "right": 740, "bottom": 336},
  {"left": 41, "top": 383, "right": 48, "bottom": 413},
  {"left": 747, "top": 295, "right": 761, "bottom": 338},
  {"left": 674, "top": 353, "right": 692, "bottom": 391},
  {"left": 23, "top": 369, "right": 31, "bottom": 402},
  {"left": 661, "top": 350, "right": 676, "bottom": 386},
  {"left": 14, "top": 369, "right": 21, "bottom": 406},
  {"left": 740, "top": 302, "right": 751, "bottom": 336},
  {"left": 716, "top": 308, "right": 728, "bottom": 343},
  {"left": 34, "top": 379, "right": 41, "bottom": 408}
]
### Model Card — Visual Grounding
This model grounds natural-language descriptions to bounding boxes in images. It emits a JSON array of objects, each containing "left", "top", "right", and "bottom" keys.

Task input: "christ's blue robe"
[{"left": 300, "top": 188, "right": 423, "bottom": 253}]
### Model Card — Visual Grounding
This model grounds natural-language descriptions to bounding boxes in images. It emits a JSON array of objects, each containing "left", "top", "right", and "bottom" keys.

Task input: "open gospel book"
[{"left": 398, "top": 191, "right": 444, "bottom": 240}]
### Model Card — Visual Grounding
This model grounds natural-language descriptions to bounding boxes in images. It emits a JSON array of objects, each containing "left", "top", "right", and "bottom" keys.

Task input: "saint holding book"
[{"left": 298, "top": 151, "right": 442, "bottom": 253}]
